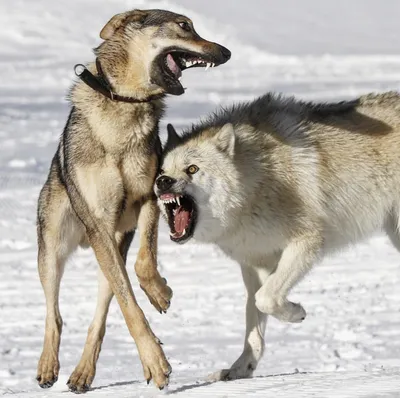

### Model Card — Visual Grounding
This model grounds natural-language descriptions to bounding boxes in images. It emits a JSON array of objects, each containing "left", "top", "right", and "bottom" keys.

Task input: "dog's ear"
[
  {"left": 166, "top": 124, "right": 182, "bottom": 147},
  {"left": 100, "top": 10, "right": 148, "bottom": 40},
  {"left": 213, "top": 123, "right": 235, "bottom": 157}
]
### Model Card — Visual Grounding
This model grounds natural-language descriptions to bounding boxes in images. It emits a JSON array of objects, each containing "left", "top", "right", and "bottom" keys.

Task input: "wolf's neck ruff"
[{"left": 74, "top": 58, "right": 165, "bottom": 104}]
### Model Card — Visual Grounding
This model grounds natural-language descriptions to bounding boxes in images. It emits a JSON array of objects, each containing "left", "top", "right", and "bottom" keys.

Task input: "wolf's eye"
[
  {"left": 187, "top": 165, "right": 199, "bottom": 175},
  {"left": 159, "top": 169, "right": 164, "bottom": 175},
  {"left": 178, "top": 21, "right": 191, "bottom": 32}
]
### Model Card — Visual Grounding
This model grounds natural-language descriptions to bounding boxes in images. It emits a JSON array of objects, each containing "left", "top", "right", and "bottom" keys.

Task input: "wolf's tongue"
[
  {"left": 174, "top": 207, "right": 189, "bottom": 233},
  {"left": 166, "top": 54, "right": 182, "bottom": 78}
]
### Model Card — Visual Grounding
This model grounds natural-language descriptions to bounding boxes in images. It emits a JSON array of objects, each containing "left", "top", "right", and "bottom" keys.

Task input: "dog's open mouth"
[
  {"left": 165, "top": 51, "right": 217, "bottom": 77},
  {"left": 159, "top": 192, "right": 197, "bottom": 243},
  {"left": 156, "top": 49, "right": 219, "bottom": 96}
]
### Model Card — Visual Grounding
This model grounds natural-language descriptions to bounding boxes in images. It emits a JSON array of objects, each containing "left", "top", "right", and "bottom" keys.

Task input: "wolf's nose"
[{"left": 156, "top": 175, "right": 175, "bottom": 191}]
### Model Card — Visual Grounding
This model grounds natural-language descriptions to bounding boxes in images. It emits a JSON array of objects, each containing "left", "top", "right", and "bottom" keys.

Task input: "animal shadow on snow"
[{"left": 167, "top": 371, "right": 310, "bottom": 395}]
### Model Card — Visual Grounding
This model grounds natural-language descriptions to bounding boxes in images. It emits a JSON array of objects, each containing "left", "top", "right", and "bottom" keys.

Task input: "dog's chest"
[{"left": 119, "top": 148, "right": 158, "bottom": 201}]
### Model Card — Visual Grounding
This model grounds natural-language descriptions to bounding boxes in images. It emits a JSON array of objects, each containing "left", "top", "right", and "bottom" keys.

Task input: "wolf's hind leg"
[
  {"left": 255, "top": 233, "right": 322, "bottom": 323},
  {"left": 209, "top": 256, "right": 279, "bottom": 382},
  {"left": 37, "top": 187, "right": 82, "bottom": 389},
  {"left": 385, "top": 210, "right": 400, "bottom": 252},
  {"left": 67, "top": 231, "right": 134, "bottom": 393}
]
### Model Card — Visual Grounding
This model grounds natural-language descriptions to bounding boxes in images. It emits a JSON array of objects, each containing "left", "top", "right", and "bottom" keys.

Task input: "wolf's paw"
[
  {"left": 139, "top": 274, "right": 173, "bottom": 313},
  {"left": 36, "top": 352, "right": 59, "bottom": 389},
  {"left": 67, "top": 362, "right": 95, "bottom": 394},
  {"left": 208, "top": 364, "right": 254, "bottom": 382},
  {"left": 255, "top": 294, "right": 306, "bottom": 323}
]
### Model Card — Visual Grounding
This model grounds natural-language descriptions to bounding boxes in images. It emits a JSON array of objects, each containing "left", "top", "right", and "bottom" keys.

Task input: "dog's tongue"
[
  {"left": 174, "top": 206, "right": 190, "bottom": 233},
  {"left": 166, "top": 54, "right": 182, "bottom": 79}
]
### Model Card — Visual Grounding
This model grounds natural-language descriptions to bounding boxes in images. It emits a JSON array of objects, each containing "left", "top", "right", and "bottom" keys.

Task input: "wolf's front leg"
[
  {"left": 135, "top": 198, "right": 173, "bottom": 313},
  {"left": 210, "top": 255, "right": 280, "bottom": 382},
  {"left": 255, "top": 232, "right": 322, "bottom": 323}
]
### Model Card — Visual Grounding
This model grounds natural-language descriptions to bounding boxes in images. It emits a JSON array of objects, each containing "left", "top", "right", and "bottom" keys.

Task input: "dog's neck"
[{"left": 70, "top": 61, "right": 165, "bottom": 151}]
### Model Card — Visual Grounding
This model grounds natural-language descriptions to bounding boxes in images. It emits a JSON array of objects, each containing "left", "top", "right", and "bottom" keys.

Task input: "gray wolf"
[
  {"left": 36, "top": 9, "right": 230, "bottom": 393},
  {"left": 154, "top": 91, "right": 400, "bottom": 380}
]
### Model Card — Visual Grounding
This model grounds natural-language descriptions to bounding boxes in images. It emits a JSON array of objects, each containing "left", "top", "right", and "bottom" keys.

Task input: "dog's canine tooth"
[
  {"left": 205, "top": 63, "right": 210, "bottom": 71},
  {"left": 176, "top": 196, "right": 181, "bottom": 206}
]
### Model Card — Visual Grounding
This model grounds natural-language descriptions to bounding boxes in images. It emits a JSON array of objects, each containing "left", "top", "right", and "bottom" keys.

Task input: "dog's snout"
[
  {"left": 156, "top": 175, "right": 176, "bottom": 191},
  {"left": 219, "top": 45, "right": 231, "bottom": 61}
]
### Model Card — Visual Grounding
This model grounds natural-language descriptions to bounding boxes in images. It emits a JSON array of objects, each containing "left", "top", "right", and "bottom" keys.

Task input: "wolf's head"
[
  {"left": 96, "top": 9, "right": 231, "bottom": 98},
  {"left": 154, "top": 123, "right": 245, "bottom": 244}
]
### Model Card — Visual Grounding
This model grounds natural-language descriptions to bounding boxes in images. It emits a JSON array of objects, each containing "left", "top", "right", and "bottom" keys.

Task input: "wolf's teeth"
[
  {"left": 205, "top": 63, "right": 210, "bottom": 71},
  {"left": 183, "top": 228, "right": 186, "bottom": 235},
  {"left": 176, "top": 196, "right": 181, "bottom": 206},
  {"left": 211, "top": 63, "right": 215, "bottom": 68}
]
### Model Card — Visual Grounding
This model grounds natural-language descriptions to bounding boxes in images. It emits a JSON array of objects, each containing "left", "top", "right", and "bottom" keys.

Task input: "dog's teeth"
[
  {"left": 172, "top": 197, "right": 176, "bottom": 204},
  {"left": 211, "top": 63, "right": 215, "bottom": 67},
  {"left": 205, "top": 63, "right": 210, "bottom": 71},
  {"left": 176, "top": 196, "right": 181, "bottom": 206},
  {"left": 183, "top": 228, "right": 186, "bottom": 235}
]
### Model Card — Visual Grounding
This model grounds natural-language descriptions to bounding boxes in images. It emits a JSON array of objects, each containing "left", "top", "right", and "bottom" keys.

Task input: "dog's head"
[
  {"left": 154, "top": 123, "right": 244, "bottom": 244},
  {"left": 96, "top": 9, "right": 231, "bottom": 97}
]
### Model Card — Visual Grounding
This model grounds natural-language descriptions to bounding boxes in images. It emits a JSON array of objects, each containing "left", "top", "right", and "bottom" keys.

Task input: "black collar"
[{"left": 74, "top": 58, "right": 164, "bottom": 103}]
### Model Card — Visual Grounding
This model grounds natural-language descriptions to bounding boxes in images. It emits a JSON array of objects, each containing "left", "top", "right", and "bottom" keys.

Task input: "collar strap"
[{"left": 74, "top": 58, "right": 164, "bottom": 103}]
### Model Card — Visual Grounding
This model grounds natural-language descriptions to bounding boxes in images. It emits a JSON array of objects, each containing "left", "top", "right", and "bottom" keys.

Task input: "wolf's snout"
[{"left": 156, "top": 175, "right": 176, "bottom": 191}]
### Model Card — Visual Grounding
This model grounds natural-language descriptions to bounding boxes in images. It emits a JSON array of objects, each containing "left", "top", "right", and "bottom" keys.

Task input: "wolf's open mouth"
[{"left": 159, "top": 192, "right": 197, "bottom": 243}]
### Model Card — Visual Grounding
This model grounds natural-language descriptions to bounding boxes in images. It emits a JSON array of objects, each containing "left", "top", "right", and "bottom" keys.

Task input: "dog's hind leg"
[
  {"left": 37, "top": 182, "right": 82, "bottom": 389},
  {"left": 67, "top": 230, "right": 134, "bottom": 393},
  {"left": 209, "top": 254, "right": 279, "bottom": 381}
]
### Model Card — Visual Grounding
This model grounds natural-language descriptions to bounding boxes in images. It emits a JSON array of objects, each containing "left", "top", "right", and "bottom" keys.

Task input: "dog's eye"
[
  {"left": 178, "top": 21, "right": 191, "bottom": 32},
  {"left": 159, "top": 169, "right": 164, "bottom": 175},
  {"left": 187, "top": 165, "right": 199, "bottom": 175}
]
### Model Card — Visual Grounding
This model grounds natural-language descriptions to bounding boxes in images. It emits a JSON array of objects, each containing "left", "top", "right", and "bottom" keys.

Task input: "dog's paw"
[
  {"left": 67, "top": 362, "right": 95, "bottom": 394},
  {"left": 36, "top": 352, "right": 59, "bottom": 389},
  {"left": 138, "top": 335, "right": 172, "bottom": 389},
  {"left": 255, "top": 293, "right": 306, "bottom": 323},
  {"left": 139, "top": 274, "right": 173, "bottom": 313}
]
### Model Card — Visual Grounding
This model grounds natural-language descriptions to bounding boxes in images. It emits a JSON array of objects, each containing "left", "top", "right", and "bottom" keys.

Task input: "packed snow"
[{"left": 0, "top": 0, "right": 399, "bottom": 397}]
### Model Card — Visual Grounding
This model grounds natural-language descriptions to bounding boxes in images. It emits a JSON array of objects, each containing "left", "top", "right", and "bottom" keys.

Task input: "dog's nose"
[
  {"left": 219, "top": 45, "right": 231, "bottom": 61},
  {"left": 156, "top": 175, "right": 176, "bottom": 191}
]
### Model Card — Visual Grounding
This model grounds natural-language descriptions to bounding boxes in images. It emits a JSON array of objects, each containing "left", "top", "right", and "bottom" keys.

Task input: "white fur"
[{"left": 156, "top": 92, "right": 400, "bottom": 379}]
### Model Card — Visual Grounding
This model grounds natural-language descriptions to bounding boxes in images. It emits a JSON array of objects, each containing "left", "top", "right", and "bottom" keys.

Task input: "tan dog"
[{"left": 36, "top": 9, "right": 230, "bottom": 393}]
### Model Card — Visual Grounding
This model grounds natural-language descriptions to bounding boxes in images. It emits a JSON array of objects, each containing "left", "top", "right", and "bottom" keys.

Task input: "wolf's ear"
[
  {"left": 100, "top": 10, "right": 148, "bottom": 40},
  {"left": 166, "top": 124, "right": 182, "bottom": 147},
  {"left": 213, "top": 123, "right": 235, "bottom": 157}
]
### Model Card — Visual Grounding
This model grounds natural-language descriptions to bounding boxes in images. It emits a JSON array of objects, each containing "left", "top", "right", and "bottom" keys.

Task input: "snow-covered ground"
[{"left": 1, "top": 0, "right": 399, "bottom": 397}]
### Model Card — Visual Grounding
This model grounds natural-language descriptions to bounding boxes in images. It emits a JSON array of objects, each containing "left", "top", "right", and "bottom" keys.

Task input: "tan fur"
[{"left": 36, "top": 8, "right": 230, "bottom": 393}]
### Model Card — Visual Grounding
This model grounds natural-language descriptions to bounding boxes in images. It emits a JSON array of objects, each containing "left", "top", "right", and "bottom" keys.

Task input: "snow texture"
[{"left": 0, "top": 0, "right": 399, "bottom": 397}]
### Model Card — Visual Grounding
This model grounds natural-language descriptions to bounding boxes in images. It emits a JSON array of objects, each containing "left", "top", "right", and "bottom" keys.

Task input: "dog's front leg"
[
  {"left": 66, "top": 175, "right": 171, "bottom": 389},
  {"left": 255, "top": 232, "right": 322, "bottom": 323},
  {"left": 135, "top": 197, "right": 173, "bottom": 313}
]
